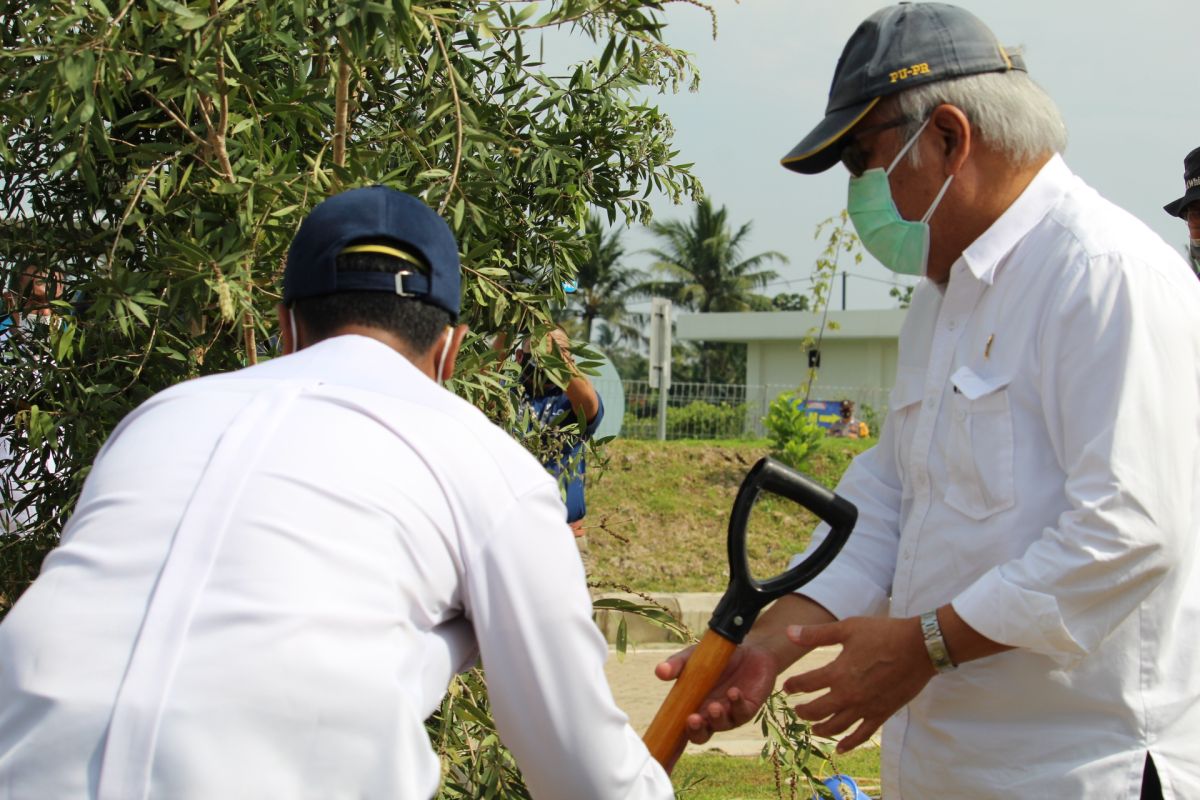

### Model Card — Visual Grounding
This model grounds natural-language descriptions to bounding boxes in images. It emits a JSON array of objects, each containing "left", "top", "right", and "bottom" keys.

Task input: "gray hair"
[{"left": 893, "top": 68, "right": 1068, "bottom": 167}]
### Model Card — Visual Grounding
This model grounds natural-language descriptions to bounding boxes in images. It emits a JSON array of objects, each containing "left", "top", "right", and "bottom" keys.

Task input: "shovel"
[{"left": 642, "top": 456, "right": 858, "bottom": 768}]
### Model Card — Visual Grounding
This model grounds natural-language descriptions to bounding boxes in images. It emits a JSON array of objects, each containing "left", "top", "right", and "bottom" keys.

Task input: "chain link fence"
[{"left": 593, "top": 379, "right": 890, "bottom": 441}]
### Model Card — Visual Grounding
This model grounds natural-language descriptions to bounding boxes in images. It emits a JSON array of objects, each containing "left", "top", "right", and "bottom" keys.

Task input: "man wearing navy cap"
[
  {"left": 1164, "top": 146, "right": 1200, "bottom": 278},
  {"left": 0, "top": 187, "right": 674, "bottom": 799},
  {"left": 658, "top": 5, "right": 1200, "bottom": 797}
]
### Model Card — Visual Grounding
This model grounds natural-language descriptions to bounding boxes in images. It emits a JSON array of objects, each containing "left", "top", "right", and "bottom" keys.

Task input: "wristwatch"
[{"left": 920, "top": 610, "right": 957, "bottom": 673}]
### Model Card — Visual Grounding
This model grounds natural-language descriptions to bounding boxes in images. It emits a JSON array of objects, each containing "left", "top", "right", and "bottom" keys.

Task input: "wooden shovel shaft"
[{"left": 642, "top": 629, "right": 738, "bottom": 769}]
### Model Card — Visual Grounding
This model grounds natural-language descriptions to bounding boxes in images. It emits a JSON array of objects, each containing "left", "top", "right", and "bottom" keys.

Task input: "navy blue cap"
[
  {"left": 1164, "top": 147, "right": 1200, "bottom": 218},
  {"left": 781, "top": 3, "right": 1025, "bottom": 175},
  {"left": 283, "top": 186, "right": 461, "bottom": 318}
]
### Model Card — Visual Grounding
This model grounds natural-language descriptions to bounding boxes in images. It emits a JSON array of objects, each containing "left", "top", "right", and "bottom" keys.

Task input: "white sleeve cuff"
[{"left": 952, "top": 566, "right": 1086, "bottom": 667}]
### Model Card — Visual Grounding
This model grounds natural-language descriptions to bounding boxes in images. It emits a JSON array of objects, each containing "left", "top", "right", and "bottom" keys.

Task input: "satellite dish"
[{"left": 590, "top": 349, "right": 625, "bottom": 440}]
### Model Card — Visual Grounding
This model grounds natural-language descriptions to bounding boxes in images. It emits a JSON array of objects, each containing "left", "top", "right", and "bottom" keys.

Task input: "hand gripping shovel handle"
[
  {"left": 642, "top": 629, "right": 738, "bottom": 769},
  {"left": 642, "top": 457, "right": 857, "bottom": 769}
]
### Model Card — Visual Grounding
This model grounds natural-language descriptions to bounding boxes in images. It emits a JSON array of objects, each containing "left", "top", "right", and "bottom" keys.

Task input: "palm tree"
[
  {"left": 645, "top": 197, "right": 786, "bottom": 381},
  {"left": 645, "top": 197, "right": 785, "bottom": 313},
  {"left": 565, "top": 214, "right": 646, "bottom": 344}
]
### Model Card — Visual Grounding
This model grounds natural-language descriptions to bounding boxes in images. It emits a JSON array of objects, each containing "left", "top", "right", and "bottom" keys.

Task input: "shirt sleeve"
[
  {"left": 790, "top": 414, "right": 905, "bottom": 620},
  {"left": 952, "top": 253, "right": 1200, "bottom": 664},
  {"left": 460, "top": 480, "right": 673, "bottom": 799},
  {"left": 584, "top": 394, "right": 605, "bottom": 439}
]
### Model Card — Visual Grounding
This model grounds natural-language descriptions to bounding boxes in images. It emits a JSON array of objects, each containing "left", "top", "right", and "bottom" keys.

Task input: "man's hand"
[
  {"left": 652, "top": 594, "right": 836, "bottom": 745},
  {"left": 545, "top": 328, "right": 578, "bottom": 374},
  {"left": 782, "top": 616, "right": 935, "bottom": 753},
  {"left": 653, "top": 640, "right": 782, "bottom": 745}
]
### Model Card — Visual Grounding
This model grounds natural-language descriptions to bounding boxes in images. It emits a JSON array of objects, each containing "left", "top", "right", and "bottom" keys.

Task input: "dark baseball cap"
[
  {"left": 1164, "top": 147, "right": 1200, "bottom": 218},
  {"left": 781, "top": 3, "right": 1026, "bottom": 175},
  {"left": 283, "top": 185, "right": 461, "bottom": 318}
]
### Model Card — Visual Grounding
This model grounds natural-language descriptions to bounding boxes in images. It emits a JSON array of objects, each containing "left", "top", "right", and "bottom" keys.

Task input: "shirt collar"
[
  {"left": 251, "top": 333, "right": 430, "bottom": 396},
  {"left": 959, "top": 154, "right": 1073, "bottom": 285}
]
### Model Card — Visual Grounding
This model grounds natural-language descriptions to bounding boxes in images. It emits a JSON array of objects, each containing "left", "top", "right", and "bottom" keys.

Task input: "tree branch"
[
  {"left": 104, "top": 155, "right": 175, "bottom": 276},
  {"left": 142, "top": 91, "right": 206, "bottom": 148},
  {"left": 206, "top": 0, "right": 234, "bottom": 183},
  {"left": 422, "top": 14, "right": 464, "bottom": 214},
  {"left": 333, "top": 50, "right": 351, "bottom": 171}
]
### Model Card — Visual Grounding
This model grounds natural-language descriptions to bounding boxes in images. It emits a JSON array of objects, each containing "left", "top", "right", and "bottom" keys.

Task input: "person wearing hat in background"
[
  {"left": 0, "top": 265, "right": 65, "bottom": 535},
  {"left": 0, "top": 186, "right": 674, "bottom": 799},
  {"left": 827, "top": 399, "right": 868, "bottom": 439},
  {"left": 656, "top": 4, "right": 1200, "bottom": 797},
  {"left": 493, "top": 326, "right": 604, "bottom": 537},
  {"left": 1163, "top": 146, "right": 1200, "bottom": 279},
  {"left": 0, "top": 265, "right": 62, "bottom": 339}
]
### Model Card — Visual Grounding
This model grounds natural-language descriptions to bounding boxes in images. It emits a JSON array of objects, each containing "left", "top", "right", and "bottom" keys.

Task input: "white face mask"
[
  {"left": 435, "top": 328, "right": 454, "bottom": 385},
  {"left": 288, "top": 311, "right": 300, "bottom": 355},
  {"left": 846, "top": 117, "right": 955, "bottom": 277}
]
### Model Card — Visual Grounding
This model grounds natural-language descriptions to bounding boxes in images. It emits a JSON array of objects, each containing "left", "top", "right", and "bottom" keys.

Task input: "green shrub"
[
  {"left": 763, "top": 391, "right": 825, "bottom": 471},
  {"left": 668, "top": 400, "right": 747, "bottom": 439},
  {"left": 621, "top": 400, "right": 748, "bottom": 440}
]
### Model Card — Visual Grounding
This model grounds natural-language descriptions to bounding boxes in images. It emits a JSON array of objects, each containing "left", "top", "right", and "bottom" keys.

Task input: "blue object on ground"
[{"left": 814, "top": 774, "right": 871, "bottom": 800}]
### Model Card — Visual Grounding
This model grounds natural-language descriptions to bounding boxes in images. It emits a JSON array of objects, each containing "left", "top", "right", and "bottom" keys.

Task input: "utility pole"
[
  {"left": 649, "top": 297, "right": 672, "bottom": 441},
  {"left": 842, "top": 271, "right": 848, "bottom": 310}
]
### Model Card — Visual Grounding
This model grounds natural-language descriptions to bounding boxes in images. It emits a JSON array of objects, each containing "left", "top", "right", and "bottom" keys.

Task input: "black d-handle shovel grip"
[{"left": 708, "top": 457, "right": 858, "bottom": 643}]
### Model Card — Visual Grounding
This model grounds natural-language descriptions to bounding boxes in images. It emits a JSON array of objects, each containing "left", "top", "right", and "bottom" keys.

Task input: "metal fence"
[{"left": 592, "top": 379, "right": 890, "bottom": 441}]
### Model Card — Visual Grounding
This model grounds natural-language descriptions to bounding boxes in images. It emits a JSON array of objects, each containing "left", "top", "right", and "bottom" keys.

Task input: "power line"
[{"left": 759, "top": 271, "right": 917, "bottom": 292}]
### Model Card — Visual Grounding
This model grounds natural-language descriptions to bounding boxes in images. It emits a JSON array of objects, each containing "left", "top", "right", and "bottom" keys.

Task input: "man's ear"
[
  {"left": 436, "top": 324, "right": 470, "bottom": 380},
  {"left": 930, "top": 103, "right": 972, "bottom": 175}
]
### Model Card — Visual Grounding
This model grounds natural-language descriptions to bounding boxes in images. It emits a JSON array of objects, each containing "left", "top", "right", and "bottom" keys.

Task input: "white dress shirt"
[
  {"left": 0, "top": 335, "right": 672, "bottom": 799},
  {"left": 797, "top": 156, "right": 1200, "bottom": 798}
]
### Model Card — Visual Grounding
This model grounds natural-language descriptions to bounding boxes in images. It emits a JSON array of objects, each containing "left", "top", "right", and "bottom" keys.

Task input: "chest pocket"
[{"left": 944, "top": 366, "right": 1016, "bottom": 520}]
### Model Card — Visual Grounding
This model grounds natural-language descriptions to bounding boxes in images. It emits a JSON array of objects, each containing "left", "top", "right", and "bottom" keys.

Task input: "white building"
[{"left": 674, "top": 308, "right": 907, "bottom": 432}]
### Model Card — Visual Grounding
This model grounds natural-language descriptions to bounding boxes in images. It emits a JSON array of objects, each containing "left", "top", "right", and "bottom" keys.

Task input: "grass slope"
[{"left": 581, "top": 437, "right": 873, "bottom": 593}]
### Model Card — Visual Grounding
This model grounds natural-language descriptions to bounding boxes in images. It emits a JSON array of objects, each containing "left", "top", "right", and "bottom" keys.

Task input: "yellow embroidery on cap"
[{"left": 889, "top": 63, "right": 932, "bottom": 83}]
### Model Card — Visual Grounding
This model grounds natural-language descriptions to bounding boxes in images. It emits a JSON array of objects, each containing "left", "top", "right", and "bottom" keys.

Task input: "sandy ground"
[{"left": 604, "top": 644, "right": 840, "bottom": 757}]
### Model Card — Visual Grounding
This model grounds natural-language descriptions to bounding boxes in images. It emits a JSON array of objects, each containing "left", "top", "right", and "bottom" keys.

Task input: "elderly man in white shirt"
[
  {"left": 0, "top": 186, "right": 674, "bottom": 799},
  {"left": 657, "top": 5, "right": 1200, "bottom": 799}
]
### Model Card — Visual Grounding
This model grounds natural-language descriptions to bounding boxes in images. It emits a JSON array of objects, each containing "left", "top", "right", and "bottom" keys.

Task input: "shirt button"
[
  {"left": 947, "top": 320, "right": 957, "bottom": 331},
  {"left": 956, "top": 409, "right": 967, "bottom": 421}
]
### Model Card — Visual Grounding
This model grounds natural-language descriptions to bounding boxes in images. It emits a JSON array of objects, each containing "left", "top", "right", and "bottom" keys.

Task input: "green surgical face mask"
[{"left": 846, "top": 117, "right": 954, "bottom": 276}]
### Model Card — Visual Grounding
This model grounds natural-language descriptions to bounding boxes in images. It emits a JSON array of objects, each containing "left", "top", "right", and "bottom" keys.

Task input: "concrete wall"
[
  {"left": 676, "top": 308, "right": 907, "bottom": 432},
  {"left": 750, "top": 338, "right": 897, "bottom": 401}
]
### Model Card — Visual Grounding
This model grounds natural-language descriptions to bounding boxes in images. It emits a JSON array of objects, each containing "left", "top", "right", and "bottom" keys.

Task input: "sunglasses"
[{"left": 839, "top": 115, "right": 912, "bottom": 177}]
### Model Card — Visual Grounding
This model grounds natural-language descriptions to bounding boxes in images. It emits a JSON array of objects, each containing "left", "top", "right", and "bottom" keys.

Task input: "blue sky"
[{"left": 597, "top": 0, "right": 1198, "bottom": 310}]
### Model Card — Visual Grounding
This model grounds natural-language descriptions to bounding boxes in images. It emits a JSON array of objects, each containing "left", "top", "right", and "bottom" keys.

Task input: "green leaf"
[
  {"left": 452, "top": 196, "right": 464, "bottom": 230},
  {"left": 598, "top": 36, "right": 616, "bottom": 74},
  {"left": 48, "top": 150, "right": 78, "bottom": 175}
]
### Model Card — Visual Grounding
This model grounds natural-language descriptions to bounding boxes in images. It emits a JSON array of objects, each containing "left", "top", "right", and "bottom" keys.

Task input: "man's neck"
[{"left": 928, "top": 151, "right": 1052, "bottom": 284}]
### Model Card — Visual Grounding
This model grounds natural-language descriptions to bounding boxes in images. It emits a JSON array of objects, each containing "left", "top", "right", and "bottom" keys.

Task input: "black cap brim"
[
  {"left": 1164, "top": 187, "right": 1200, "bottom": 218},
  {"left": 780, "top": 97, "right": 880, "bottom": 175}
]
